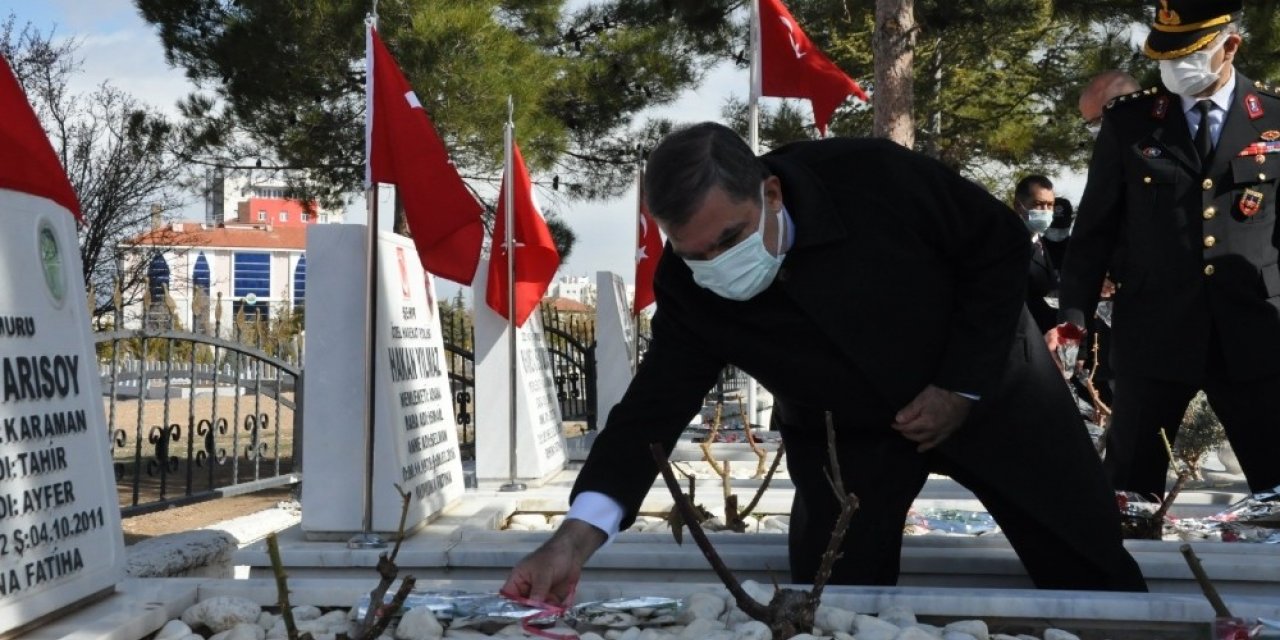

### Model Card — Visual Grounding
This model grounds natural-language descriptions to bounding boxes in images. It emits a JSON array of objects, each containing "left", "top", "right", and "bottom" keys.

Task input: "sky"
[{"left": 7, "top": 0, "right": 1093, "bottom": 303}]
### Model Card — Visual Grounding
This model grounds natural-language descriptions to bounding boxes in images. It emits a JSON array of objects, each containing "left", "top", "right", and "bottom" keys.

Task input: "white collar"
[{"left": 1178, "top": 66, "right": 1237, "bottom": 114}]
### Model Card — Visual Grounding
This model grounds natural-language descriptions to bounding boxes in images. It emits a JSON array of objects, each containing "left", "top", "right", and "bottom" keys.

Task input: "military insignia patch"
[
  {"left": 1141, "top": 147, "right": 1163, "bottom": 158},
  {"left": 1246, "top": 94, "right": 1265, "bottom": 120},
  {"left": 1263, "top": 130, "right": 1280, "bottom": 141},
  {"left": 1152, "top": 96, "right": 1170, "bottom": 120},
  {"left": 1241, "top": 188, "right": 1265, "bottom": 217}
]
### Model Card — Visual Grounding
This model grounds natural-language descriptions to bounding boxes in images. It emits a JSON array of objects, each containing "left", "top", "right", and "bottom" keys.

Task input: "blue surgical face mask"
[
  {"left": 1026, "top": 210, "right": 1053, "bottom": 234},
  {"left": 684, "top": 186, "right": 786, "bottom": 301}
]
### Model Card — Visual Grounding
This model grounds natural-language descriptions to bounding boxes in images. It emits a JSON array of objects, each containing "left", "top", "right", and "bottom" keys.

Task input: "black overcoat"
[{"left": 575, "top": 137, "right": 1139, "bottom": 587}]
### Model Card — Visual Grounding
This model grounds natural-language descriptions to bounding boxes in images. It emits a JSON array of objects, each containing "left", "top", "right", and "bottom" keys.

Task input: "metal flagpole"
[
  {"left": 632, "top": 154, "right": 644, "bottom": 372},
  {"left": 351, "top": 13, "right": 386, "bottom": 549},
  {"left": 744, "top": 0, "right": 761, "bottom": 429},
  {"left": 499, "top": 96, "right": 526, "bottom": 493}
]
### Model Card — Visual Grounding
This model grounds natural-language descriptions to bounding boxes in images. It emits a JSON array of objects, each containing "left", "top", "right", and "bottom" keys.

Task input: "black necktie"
[{"left": 1195, "top": 100, "right": 1214, "bottom": 163}]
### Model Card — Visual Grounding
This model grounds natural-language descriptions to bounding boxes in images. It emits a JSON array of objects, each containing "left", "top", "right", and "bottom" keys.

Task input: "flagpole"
[
  {"left": 351, "top": 14, "right": 386, "bottom": 549},
  {"left": 499, "top": 96, "right": 526, "bottom": 493},
  {"left": 632, "top": 153, "right": 644, "bottom": 372},
  {"left": 744, "top": 0, "right": 761, "bottom": 429}
]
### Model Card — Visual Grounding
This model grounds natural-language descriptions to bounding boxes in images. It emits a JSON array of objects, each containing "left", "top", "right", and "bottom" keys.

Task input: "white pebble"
[
  {"left": 509, "top": 513, "right": 550, "bottom": 527},
  {"left": 155, "top": 620, "right": 194, "bottom": 640},
  {"left": 682, "top": 592, "right": 727, "bottom": 621},
  {"left": 853, "top": 614, "right": 901, "bottom": 640},
  {"left": 815, "top": 605, "right": 856, "bottom": 633},
  {"left": 210, "top": 624, "right": 265, "bottom": 640},
  {"left": 579, "top": 634, "right": 607, "bottom": 640},
  {"left": 944, "top": 620, "right": 989, "bottom": 640},
  {"left": 1043, "top": 630, "right": 1079, "bottom": 640},
  {"left": 991, "top": 635, "right": 1023, "bottom": 640},
  {"left": 182, "top": 597, "right": 263, "bottom": 634},
  {"left": 787, "top": 635, "right": 823, "bottom": 640},
  {"left": 395, "top": 606, "right": 444, "bottom": 640},
  {"left": 257, "top": 612, "right": 277, "bottom": 630},
  {"left": 833, "top": 632, "right": 855, "bottom": 640},
  {"left": 443, "top": 631, "right": 490, "bottom": 639},
  {"left": 702, "top": 631, "right": 735, "bottom": 640},
  {"left": 896, "top": 628, "right": 938, "bottom": 640},
  {"left": 734, "top": 620, "right": 771, "bottom": 640},
  {"left": 943, "top": 633, "right": 977, "bottom": 640},
  {"left": 316, "top": 610, "right": 348, "bottom": 627},
  {"left": 912, "top": 624, "right": 944, "bottom": 638},
  {"left": 291, "top": 605, "right": 322, "bottom": 621},
  {"left": 880, "top": 606, "right": 917, "bottom": 628},
  {"left": 680, "top": 617, "right": 726, "bottom": 639},
  {"left": 739, "top": 580, "right": 774, "bottom": 605}
]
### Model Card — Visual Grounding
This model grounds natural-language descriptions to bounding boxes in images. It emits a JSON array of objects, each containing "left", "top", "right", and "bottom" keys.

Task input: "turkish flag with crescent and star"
[
  {"left": 486, "top": 141, "right": 561, "bottom": 327},
  {"left": 367, "top": 27, "right": 483, "bottom": 285},
  {"left": 0, "top": 56, "right": 81, "bottom": 220},
  {"left": 633, "top": 197, "right": 662, "bottom": 314},
  {"left": 758, "top": 0, "right": 868, "bottom": 135}
]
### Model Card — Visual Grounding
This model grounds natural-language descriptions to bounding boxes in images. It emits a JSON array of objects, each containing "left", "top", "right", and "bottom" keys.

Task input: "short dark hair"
[
  {"left": 1014, "top": 175, "right": 1054, "bottom": 206},
  {"left": 643, "top": 122, "right": 770, "bottom": 227}
]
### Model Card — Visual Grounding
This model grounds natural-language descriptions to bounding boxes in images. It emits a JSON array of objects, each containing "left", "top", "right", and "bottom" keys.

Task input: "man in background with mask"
[
  {"left": 1050, "top": 0, "right": 1280, "bottom": 514},
  {"left": 504, "top": 122, "right": 1145, "bottom": 602},
  {"left": 1014, "top": 175, "right": 1061, "bottom": 334}
]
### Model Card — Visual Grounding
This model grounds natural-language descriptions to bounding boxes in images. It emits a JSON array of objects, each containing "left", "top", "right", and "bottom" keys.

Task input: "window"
[
  {"left": 293, "top": 255, "right": 306, "bottom": 311},
  {"left": 301, "top": 213, "right": 310, "bottom": 223},
  {"left": 233, "top": 252, "right": 271, "bottom": 298},
  {"left": 192, "top": 253, "right": 211, "bottom": 332},
  {"left": 279, "top": 211, "right": 288, "bottom": 222},
  {"left": 147, "top": 254, "right": 170, "bottom": 302},
  {"left": 232, "top": 300, "right": 270, "bottom": 323},
  {"left": 258, "top": 210, "right": 266, "bottom": 222}
]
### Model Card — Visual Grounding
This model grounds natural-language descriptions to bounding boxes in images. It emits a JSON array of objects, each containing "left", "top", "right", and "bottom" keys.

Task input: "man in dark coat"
[
  {"left": 1013, "top": 175, "right": 1062, "bottom": 334},
  {"left": 1050, "top": 0, "right": 1280, "bottom": 502},
  {"left": 503, "top": 122, "right": 1146, "bottom": 604}
]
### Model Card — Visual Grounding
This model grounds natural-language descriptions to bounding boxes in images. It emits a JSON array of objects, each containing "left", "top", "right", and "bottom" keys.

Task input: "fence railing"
[{"left": 96, "top": 299, "right": 301, "bottom": 516}]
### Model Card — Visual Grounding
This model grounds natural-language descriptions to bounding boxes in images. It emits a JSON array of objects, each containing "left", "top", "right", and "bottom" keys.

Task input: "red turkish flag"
[
  {"left": 758, "top": 0, "right": 868, "bottom": 135},
  {"left": 633, "top": 199, "right": 662, "bottom": 314},
  {"left": 0, "top": 56, "right": 81, "bottom": 220},
  {"left": 486, "top": 142, "right": 561, "bottom": 327},
  {"left": 368, "top": 27, "right": 483, "bottom": 285}
]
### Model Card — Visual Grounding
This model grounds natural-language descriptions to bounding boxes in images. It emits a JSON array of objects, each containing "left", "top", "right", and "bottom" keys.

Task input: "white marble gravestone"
[
  {"left": 0, "top": 190, "right": 125, "bottom": 634},
  {"left": 593, "top": 271, "right": 636, "bottom": 429},
  {"left": 472, "top": 256, "right": 567, "bottom": 484},
  {"left": 300, "top": 225, "right": 464, "bottom": 538}
]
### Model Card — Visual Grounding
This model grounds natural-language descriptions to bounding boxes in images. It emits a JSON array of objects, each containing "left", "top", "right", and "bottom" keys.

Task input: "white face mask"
[
  {"left": 1159, "top": 40, "right": 1228, "bottom": 96},
  {"left": 684, "top": 186, "right": 786, "bottom": 301},
  {"left": 1025, "top": 210, "right": 1053, "bottom": 234}
]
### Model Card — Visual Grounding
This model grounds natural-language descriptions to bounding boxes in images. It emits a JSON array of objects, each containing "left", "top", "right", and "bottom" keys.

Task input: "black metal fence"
[{"left": 96, "top": 299, "right": 301, "bottom": 516}]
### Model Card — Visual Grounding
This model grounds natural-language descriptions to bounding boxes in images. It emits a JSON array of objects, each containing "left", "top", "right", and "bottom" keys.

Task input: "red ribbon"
[{"left": 498, "top": 590, "right": 579, "bottom": 640}]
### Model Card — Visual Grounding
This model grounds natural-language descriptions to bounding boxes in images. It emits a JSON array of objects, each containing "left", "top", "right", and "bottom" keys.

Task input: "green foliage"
[{"left": 136, "top": 0, "right": 740, "bottom": 208}]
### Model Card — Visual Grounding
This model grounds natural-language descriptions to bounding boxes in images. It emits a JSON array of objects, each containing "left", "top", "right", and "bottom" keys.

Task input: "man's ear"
[
  {"left": 1223, "top": 33, "right": 1242, "bottom": 59},
  {"left": 763, "top": 175, "right": 783, "bottom": 212}
]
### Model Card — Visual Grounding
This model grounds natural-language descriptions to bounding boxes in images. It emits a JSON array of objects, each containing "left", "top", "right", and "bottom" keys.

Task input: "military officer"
[{"left": 1050, "top": 0, "right": 1280, "bottom": 504}]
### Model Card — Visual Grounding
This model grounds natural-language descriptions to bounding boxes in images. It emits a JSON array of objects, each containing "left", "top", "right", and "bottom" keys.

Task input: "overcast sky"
[{"left": 10, "top": 0, "right": 1092, "bottom": 304}]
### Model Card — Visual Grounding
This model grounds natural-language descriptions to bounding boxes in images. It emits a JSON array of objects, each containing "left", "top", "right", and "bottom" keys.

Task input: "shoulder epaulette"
[
  {"left": 1105, "top": 87, "right": 1160, "bottom": 111},
  {"left": 1253, "top": 80, "right": 1280, "bottom": 98}
]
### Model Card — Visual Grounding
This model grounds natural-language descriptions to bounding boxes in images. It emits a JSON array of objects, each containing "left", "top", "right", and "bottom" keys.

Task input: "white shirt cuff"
[{"left": 566, "top": 491, "right": 625, "bottom": 545}]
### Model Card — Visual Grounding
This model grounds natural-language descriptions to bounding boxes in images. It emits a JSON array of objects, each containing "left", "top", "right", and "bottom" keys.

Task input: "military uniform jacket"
[
  {"left": 572, "top": 139, "right": 1132, "bottom": 574},
  {"left": 1060, "top": 73, "right": 1280, "bottom": 384}
]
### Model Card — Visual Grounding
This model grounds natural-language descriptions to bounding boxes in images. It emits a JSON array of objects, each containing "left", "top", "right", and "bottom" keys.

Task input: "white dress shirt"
[{"left": 1180, "top": 67, "right": 1237, "bottom": 148}]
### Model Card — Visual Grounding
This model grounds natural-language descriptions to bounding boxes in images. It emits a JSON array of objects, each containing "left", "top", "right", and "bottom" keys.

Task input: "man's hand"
[
  {"left": 500, "top": 519, "right": 607, "bottom": 606},
  {"left": 891, "top": 385, "right": 972, "bottom": 452},
  {"left": 1044, "top": 322, "right": 1086, "bottom": 377}
]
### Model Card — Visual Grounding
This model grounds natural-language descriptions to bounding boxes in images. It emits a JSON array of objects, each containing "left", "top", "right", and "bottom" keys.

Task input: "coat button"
[
  {"left": 1143, "top": 176, "right": 1153, "bottom": 184},
  {"left": 1203, "top": 178, "right": 1214, "bottom": 190},
  {"left": 1205, "top": 264, "right": 1216, "bottom": 276},
  {"left": 1204, "top": 235, "right": 1216, "bottom": 247},
  {"left": 1203, "top": 206, "right": 1216, "bottom": 220},
  {"left": 1261, "top": 173, "right": 1269, "bottom": 181}
]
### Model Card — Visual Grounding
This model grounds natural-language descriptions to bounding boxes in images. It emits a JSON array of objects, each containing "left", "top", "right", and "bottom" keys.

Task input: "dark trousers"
[
  {"left": 780, "top": 318, "right": 1146, "bottom": 592},
  {"left": 1106, "top": 372, "right": 1280, "bottom": 497}
]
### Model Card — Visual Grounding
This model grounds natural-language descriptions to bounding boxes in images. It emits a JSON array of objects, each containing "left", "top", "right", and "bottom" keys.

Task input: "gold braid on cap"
[
  {"left": 1152, "top": 14, "right": 1233, "bottom": 32},
  {"left": 1144, "top": 30, "right": 1223, "bottom": 60}
]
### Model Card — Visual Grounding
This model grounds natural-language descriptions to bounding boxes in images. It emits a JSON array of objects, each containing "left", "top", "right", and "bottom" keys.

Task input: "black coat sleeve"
[
  {"left": 569, "top": 260, "right": 725, "bottom": 530},
  {"left": 1059, "top": 116, "right": 1124, "bottom": 329}
]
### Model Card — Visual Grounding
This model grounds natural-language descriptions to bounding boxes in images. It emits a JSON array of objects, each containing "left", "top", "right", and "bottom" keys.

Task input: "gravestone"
[
  {"left": 593, "top": 271, "right": 636, "bottom": 429},
  {"left": 472, "top": 256, "right": 567, "bottom": 484},
  {"left": 0, "top": 189, "right": 125, "bottom": 634},
  {"left": 300, "top": 225, "right": 464, "bottom": 538}
]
